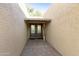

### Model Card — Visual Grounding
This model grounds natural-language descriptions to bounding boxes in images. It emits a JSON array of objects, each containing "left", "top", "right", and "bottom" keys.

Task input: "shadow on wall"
[{"left": 0, "top": 3, "right": 28, "bottom": 56}]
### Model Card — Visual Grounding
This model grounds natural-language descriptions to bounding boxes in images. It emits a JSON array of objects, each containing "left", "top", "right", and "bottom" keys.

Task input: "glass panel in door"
[
  {"left": 37, "top": 25, "right": 41, "bottom": 34},
  {"left": 31, "top": 25, "right": 35, "bottom": 34}
]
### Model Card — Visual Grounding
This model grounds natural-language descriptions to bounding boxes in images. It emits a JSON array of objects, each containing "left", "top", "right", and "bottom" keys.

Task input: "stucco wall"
[
  {"left": 0, "top": 3, "right": 27, "bottom": 55},
  {"left": 44, "top": 3, "right": 79, "bottom": 55}
]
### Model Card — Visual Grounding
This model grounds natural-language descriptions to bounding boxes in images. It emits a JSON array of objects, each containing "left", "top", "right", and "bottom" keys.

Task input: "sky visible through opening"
[
  {"left": 25, "top": 3, "right": 51, "bottom": 17},
  {"left": 30, "top": 3, "right": 51, "bottom": 12}
]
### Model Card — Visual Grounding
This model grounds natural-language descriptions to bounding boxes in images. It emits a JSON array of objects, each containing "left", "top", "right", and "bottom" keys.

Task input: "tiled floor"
[{"left": 21, "top": 39, "right": 61, "bottom": 56}]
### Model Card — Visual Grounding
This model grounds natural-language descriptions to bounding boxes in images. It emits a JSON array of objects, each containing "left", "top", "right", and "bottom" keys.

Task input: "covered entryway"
[{"left": 24, "top": 18, "right": 51, "bottom": 40}]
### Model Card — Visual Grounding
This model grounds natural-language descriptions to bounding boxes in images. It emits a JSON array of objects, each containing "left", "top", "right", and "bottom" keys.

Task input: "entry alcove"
[{"left": 24, "top": 18, "right": 51, "bottom": 40}]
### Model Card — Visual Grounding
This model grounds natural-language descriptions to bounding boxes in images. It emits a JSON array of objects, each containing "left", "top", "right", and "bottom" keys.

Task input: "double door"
[{"left": 30, "top": 24, "right": 43, "bottom": 39}]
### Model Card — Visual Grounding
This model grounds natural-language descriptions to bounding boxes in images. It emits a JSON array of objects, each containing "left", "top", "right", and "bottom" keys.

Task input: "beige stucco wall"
[
  {"left": 44, "top": 3, "right": 79, "bottom": 56},
  {"left": 0, "top": 3, "right": 27, "bottom": 55}
]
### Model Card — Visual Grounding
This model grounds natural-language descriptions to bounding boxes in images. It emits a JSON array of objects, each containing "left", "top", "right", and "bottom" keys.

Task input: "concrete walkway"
[{"left": 21, "top": 39, "right": 61, "bottom": 56}]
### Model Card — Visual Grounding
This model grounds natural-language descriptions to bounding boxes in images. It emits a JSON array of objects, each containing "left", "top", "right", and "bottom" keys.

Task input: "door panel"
[
  {"left": 31, "top": 25, "right": 35, "bottom": 34},
  {"left": 37, "top": 25, "right": 41, "bottom": 34}
]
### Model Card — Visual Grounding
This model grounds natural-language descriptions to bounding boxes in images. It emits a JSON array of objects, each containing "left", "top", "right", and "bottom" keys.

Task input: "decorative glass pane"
[
  {"left": 31, "top": 25, "right": 35, "bottom": 33},
  {"left": 37, "top": 25, "right": 41, "bottom": 33}
]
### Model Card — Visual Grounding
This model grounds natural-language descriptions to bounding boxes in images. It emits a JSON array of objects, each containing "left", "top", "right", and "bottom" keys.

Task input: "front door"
[{"left": 30, "top": 24, "right": 43, "bottom": 39}]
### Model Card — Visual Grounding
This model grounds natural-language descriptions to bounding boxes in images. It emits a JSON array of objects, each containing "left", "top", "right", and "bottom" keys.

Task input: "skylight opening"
[{"left": 18, "top": 3, "right": 51, "bottom": 18}]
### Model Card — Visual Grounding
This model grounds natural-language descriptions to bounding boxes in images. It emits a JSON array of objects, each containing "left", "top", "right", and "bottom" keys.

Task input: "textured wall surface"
[
  {"left": 44, "top": 4, "right": 79, "bottom": 56},
  {"left": 0, "top": 3, "right": 27, "bottom": 55}
]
